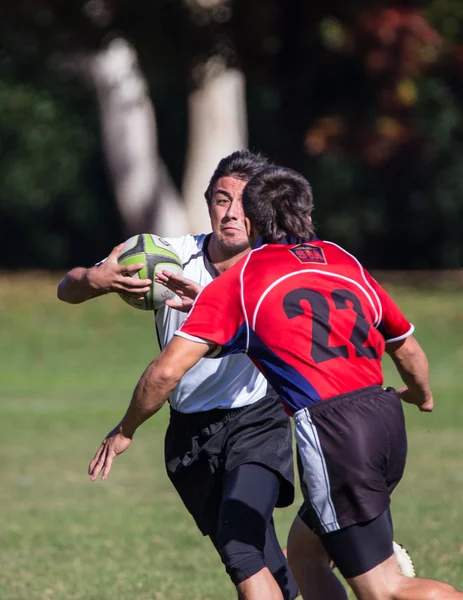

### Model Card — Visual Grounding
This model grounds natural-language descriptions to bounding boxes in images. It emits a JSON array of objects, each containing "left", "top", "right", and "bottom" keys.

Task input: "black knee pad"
[
  {"left": 218, "top": 538, "right": 266, "bottom": 585},
  {"left": 214, "top": 465, "right": 298, "bottom": 596},
  {"left": 218, "top": 538, "right": 299, "bottom": 599},
  {"left": 216, "top": 494, "right": 268, "bottom": 585}
]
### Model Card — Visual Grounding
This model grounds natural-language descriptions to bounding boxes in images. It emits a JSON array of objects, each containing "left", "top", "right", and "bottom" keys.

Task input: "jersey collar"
[{"left": 202, "top": 234, "right": 221, "bottom": 279}]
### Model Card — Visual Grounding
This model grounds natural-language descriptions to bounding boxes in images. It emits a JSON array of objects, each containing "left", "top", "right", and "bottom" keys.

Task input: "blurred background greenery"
[
  {"left": 0, "top": 0, "right": 462, "bottom": 270},
  {"left": 0, "top": 4, "right": 462, "bottom": 597}
]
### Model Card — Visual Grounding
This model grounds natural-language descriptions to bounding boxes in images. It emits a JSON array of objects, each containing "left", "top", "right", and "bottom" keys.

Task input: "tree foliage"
[
  {"left": 0, "top": 44, "right": 120, "bottom": 268},
  {"left": 0, "top": 0, "right": 462, "bottom": 269}
]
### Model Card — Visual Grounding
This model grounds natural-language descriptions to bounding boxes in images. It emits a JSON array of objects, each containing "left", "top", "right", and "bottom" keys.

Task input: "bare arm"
[
  {"left": 88, "top": 336, "right": 215, "bottom": 480},
  {"left": 118, "top": 336, "right": 212, "bottom": 437},
  {"left": 57, "top": 244, "right": 152, "bottom": 304},
  {"left": 386, "top": 335, "right": 433, "bottom": 412},
  {"left": 57, "top": 266, "right": 106, "bottom": 304}
]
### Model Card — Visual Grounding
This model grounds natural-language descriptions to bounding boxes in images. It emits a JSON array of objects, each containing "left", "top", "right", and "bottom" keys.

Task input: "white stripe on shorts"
[{"left": 294, "top": 407, "right": 340, "bottom": 533}]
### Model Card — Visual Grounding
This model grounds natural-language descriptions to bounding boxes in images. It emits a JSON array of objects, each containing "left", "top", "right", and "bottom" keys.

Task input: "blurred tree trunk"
[
  {"left": 182, "top": 60, "right": 247, "bottom": 233},
  {"left": 181, "top": 0, "right": 247, "bottom": 234},
  {"left": 183, "top": 58, "right": 247, "bottom": 233},
  {"left": 88, "top": 37, "right": 188, "bottom": 238}
]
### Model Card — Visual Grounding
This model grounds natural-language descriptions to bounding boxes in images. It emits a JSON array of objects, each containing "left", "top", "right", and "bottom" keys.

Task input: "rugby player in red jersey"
[{"left": 88, "top": 166, "right": 462, "bottom": 600}]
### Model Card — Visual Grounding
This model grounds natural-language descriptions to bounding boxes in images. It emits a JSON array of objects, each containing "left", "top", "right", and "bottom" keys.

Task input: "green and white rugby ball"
[{"left": 118, "top": 233, "right": 183, "bottom": 311}]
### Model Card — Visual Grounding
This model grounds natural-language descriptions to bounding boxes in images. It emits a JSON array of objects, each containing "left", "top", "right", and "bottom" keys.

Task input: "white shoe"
[{"left": 393, "top": 541, "right": 416, "bottom": 577}]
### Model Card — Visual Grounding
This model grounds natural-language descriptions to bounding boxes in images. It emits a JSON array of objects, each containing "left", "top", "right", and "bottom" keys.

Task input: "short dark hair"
[
  {"left": 204, "top": 149, "right": 270, "bottom": 206},
  {"left": 242, "top": 166, "right": 315, "bottom": 242}
]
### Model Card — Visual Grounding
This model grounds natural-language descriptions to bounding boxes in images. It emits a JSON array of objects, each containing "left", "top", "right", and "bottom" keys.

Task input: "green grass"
[{"left": 0, "top": 273, "right": 462, "bottom": 599}]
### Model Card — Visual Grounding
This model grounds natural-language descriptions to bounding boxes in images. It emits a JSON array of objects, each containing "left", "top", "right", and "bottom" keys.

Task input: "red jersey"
[{"left": 177, "top": 239, "right": 413, "bottom": 415}]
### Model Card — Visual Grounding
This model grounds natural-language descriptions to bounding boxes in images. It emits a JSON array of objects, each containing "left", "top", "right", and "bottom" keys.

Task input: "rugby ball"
[{"left": 117, "top": 233, "right": 183, "bottom": 311}]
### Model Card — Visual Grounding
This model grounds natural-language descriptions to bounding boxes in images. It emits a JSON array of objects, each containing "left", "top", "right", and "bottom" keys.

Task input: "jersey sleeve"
[
  {"left": 364, "top": 271, "right": 415, "bottom": 343},
  {"left": 175, "top": 262, "right": 248, "bottom": 357}
]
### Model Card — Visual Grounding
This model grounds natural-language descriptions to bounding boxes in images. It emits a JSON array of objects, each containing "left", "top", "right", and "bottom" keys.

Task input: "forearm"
[
  {"left": 119, "top": 357, "right": 179, "bottom": 438},
  {"left": 387, "top": 336, "right": 431, "bottom": 398},
  {"left": 118, "top": 337, "right": 212, "bottom": 437},
  {"left": 57, "top": 266, "right": 106, "bottom": 304}
]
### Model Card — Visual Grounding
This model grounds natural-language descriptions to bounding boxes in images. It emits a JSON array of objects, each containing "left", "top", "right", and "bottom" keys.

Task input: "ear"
[
  {"left": 245, "top": 217, "right": 253, "bottom": 238},
  {"left": 246, "top": 217, "right": 261, "bottom": 247}
]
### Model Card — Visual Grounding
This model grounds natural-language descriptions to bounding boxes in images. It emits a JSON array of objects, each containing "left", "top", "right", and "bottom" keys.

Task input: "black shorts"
[
  {"left": 296, "top": 386, "right": 407, "bottom": 535},
  {"left": 165, "top": 392, "right": 295, "bottom": 536}
]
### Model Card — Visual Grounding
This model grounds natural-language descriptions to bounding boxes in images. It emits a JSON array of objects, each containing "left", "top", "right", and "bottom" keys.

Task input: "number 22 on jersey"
[{"left": 283, "top": 287, "right": 379, "bottom": 364}]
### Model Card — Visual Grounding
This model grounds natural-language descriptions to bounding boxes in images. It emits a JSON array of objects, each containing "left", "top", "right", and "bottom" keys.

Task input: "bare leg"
[
  {"left": 287, "top": 516, "right": 347, "bottom": 600},
  {"left": 236, "top": 567, "right": 284, "bottom": 600},
  {"left": 347, "top": 553, "right": 463, "bottom": 600}
]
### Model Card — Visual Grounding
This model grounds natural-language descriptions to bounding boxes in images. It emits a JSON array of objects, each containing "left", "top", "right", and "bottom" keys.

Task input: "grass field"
[{"left": 0, "top": 273, "right": 462, "bottom": 599}]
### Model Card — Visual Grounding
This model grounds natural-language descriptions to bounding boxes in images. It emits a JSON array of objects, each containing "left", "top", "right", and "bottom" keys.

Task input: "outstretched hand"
[
  {"left": 155, "top": 270, "right": 203, "bottom": 313},
  {"left": 398, "top": 386, "right": 434, "bottom": 412},
  {"left": 88, "top": 426, "right": 132, "bottom": 481},
  {"left": 88, "top": 244, "right": 152, "bottom": 297}
]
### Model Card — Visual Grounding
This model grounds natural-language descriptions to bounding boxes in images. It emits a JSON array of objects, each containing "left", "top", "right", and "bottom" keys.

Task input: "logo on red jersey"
[{"left": 290, "top": 244, "right": 327, "bottom": 264}]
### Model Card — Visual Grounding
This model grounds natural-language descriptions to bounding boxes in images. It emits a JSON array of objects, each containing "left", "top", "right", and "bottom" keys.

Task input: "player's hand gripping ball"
[{"left": 117, "top": 234, "right": 183, "bottom": 311}]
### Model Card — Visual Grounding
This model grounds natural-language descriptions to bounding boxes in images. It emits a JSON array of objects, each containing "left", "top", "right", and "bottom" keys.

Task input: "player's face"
[{"left": 209, "top": 176, "right": 250, "bottom": 255}]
